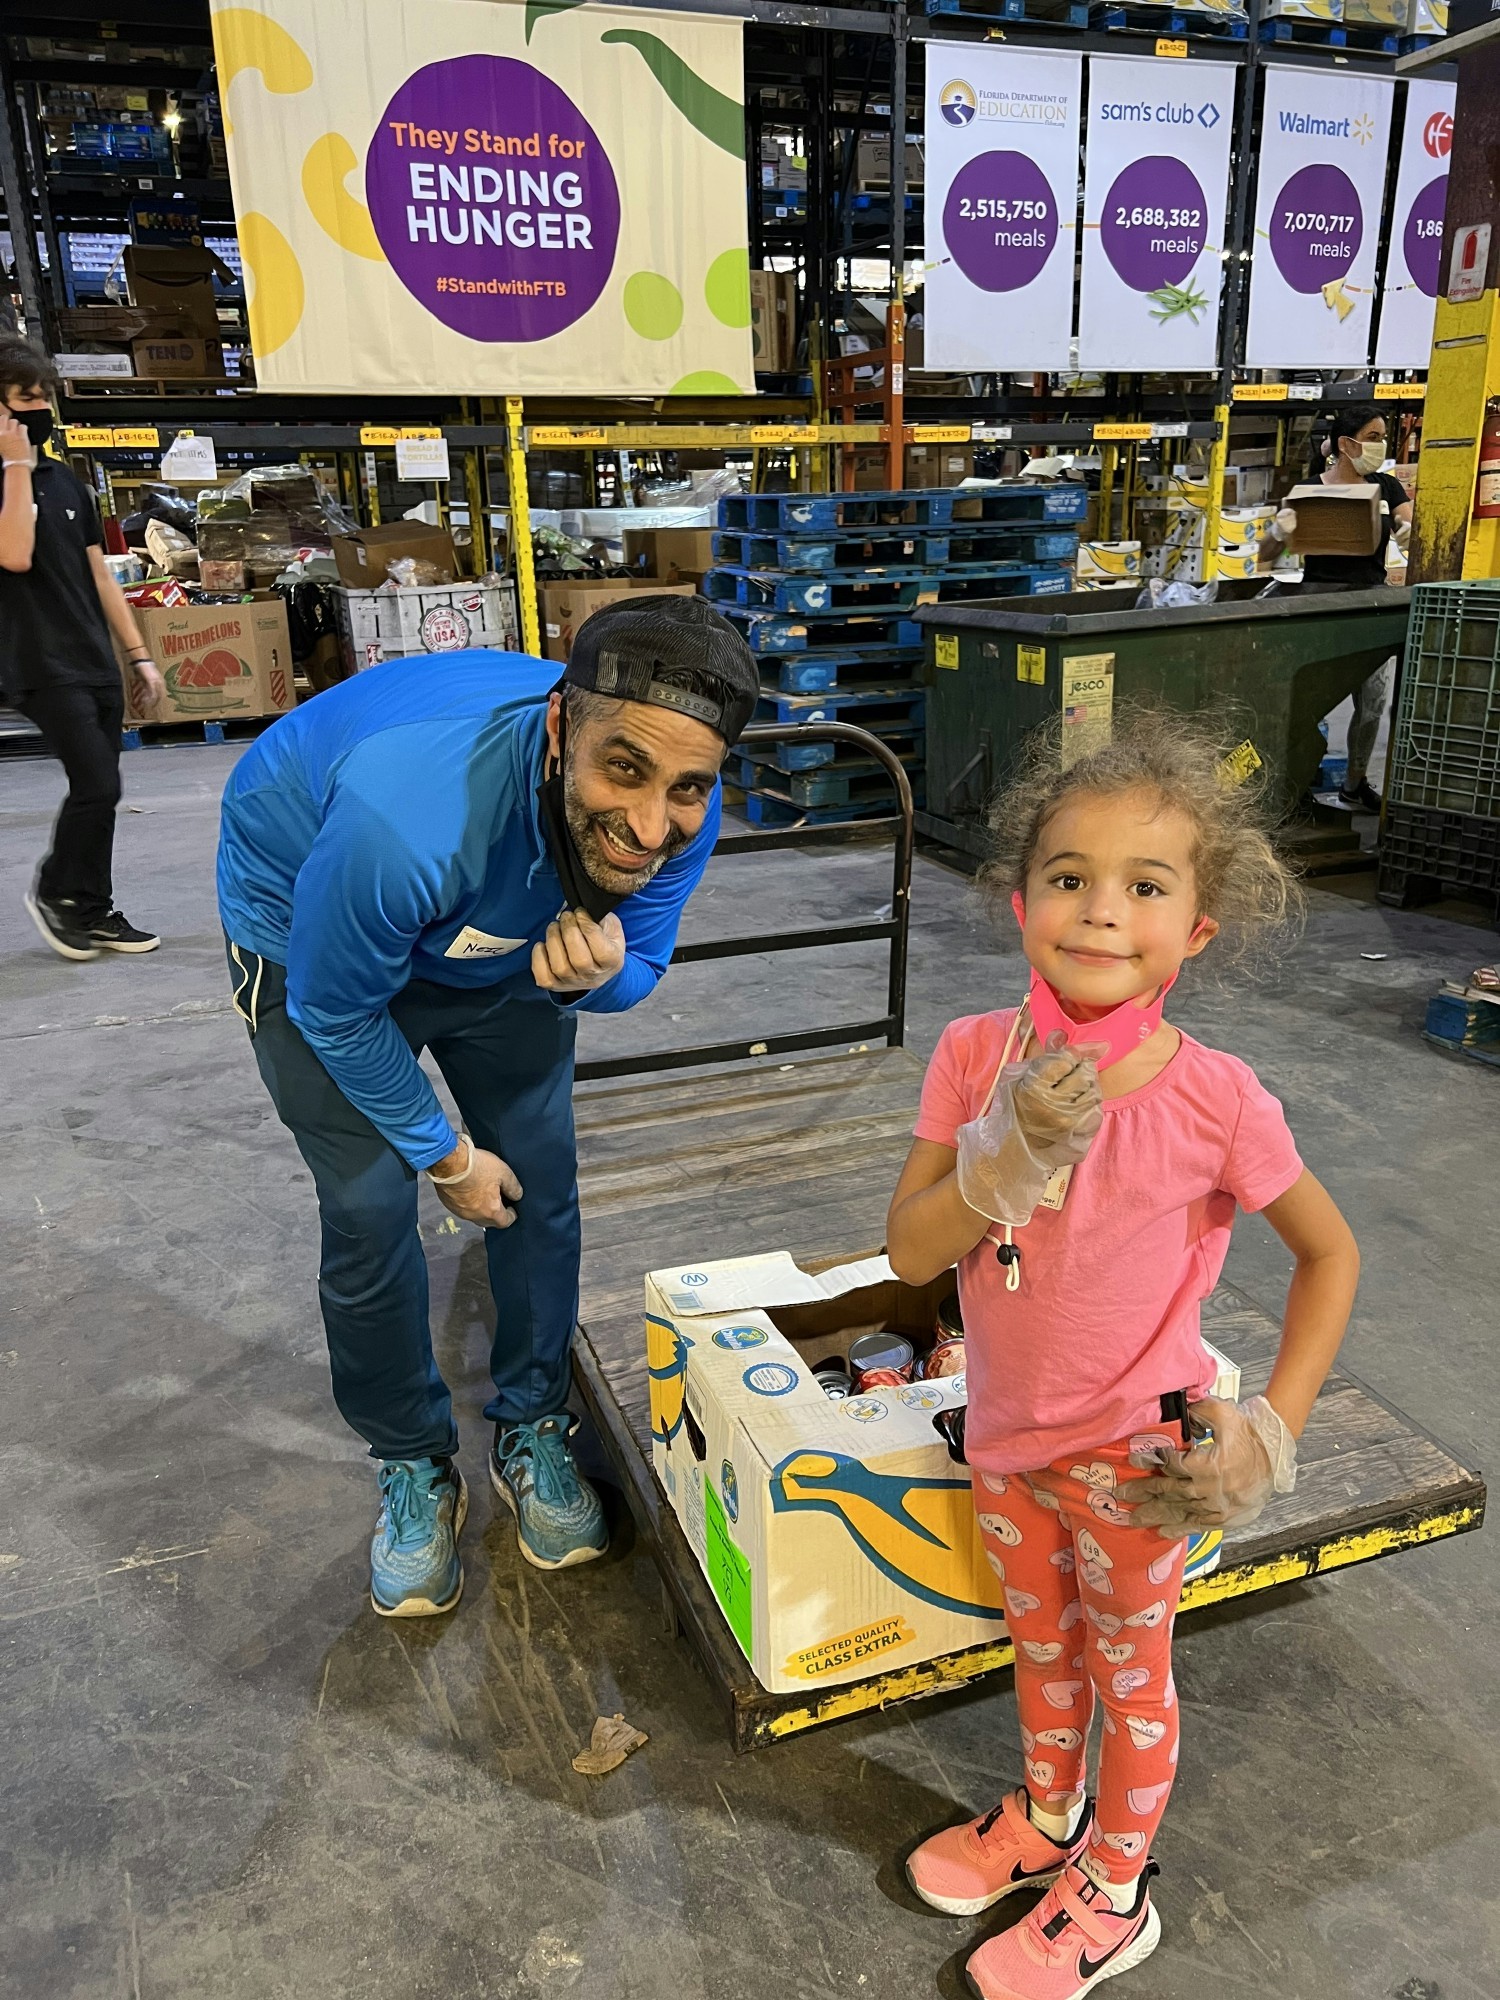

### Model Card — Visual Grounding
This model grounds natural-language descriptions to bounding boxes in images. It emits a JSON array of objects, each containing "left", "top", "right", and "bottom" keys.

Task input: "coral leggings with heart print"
[{"left": 974, "top": 1432, "right": 1188, "bottom": 1884}]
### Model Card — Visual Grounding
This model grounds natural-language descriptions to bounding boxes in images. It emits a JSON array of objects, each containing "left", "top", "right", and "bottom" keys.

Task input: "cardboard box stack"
[
  {"left": 125, "top": 596, "right": 295, "bottom": 726},
  {"left": 749, "top": 270, "right": 798, "bottom": 374},
  {"left": 622, "top": 528, "right": 716, "bottom": 588},
  {"left": 1077, "top": 541, "right": 1143, "bottom": 586},
  {"left": 539, "top": 580, "right": 697, "bottom": 664},
  {"left": 1137, "top": 474, "right": 1274, "bottom": 582}
]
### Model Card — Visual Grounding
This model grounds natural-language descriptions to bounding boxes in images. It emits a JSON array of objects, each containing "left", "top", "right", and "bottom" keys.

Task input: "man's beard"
[{"left": 564, "top": 764, "right": 690, "bottom": 896}]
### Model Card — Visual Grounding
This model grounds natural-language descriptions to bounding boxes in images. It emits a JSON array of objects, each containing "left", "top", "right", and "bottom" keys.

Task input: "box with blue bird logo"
[{"left": 645, "top": 1248, "right": 1239, "bottom": 1695}]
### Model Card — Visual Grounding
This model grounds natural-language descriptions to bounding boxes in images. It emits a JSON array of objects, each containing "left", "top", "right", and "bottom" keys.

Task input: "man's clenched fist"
[{"left": 531, "top": 908, "right": 627, "bottom": 994}]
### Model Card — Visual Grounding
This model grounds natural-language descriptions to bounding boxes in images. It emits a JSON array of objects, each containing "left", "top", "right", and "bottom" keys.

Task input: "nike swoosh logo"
[
  {"left": 1008, "top": 1857, "right": 1065, "bottom": 1884},
  {"left": 1077, "top": 1910, "right": 1147, "bottom": 1980}
]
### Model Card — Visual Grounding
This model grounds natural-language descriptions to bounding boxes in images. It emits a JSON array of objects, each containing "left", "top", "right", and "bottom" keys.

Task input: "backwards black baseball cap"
[{"left": 563, "top": 593, "right": 759, "bottom": 748}]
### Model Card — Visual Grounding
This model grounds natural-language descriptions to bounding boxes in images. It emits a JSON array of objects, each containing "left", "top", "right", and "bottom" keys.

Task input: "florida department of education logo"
[{"left": 940, "top": 79, "right": 977, "bottom": 127}]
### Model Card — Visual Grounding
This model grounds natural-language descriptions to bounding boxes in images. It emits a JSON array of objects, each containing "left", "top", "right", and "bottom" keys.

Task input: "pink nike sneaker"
[
  {"left": 906, "top": 1789, "right": 1093, "bottom": 1916},
  {"left": 965, "top": 1861, "right": 1161, "bottom": 1999}
]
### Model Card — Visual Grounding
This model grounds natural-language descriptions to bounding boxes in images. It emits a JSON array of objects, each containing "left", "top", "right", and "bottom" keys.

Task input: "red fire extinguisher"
[{"left": 1476, "top": 401, "right": 1500, "bottom": 520}]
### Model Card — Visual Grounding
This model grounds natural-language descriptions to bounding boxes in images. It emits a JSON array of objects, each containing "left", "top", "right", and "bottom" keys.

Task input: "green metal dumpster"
[{"left": 914, "top": 581, "right": 1412, "bottom": 863}]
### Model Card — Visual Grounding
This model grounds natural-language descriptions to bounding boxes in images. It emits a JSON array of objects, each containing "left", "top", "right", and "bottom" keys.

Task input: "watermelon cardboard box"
[
  {"left": 645, "top": 1249, "right": 1240, "bottom": 1696},
  {"left": 126, "top": 598, "right": 295, "bottom": 724}
]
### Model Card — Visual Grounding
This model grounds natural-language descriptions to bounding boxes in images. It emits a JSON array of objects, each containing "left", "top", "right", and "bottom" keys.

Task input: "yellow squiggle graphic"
[
  {"left": 240, "top": 212, "right": 306, "bottom": 358},
  {"left": 212, "top": 7, "right": 312, "bottom": 134},
  {"left": 302, "top": 133, "right": 385, "bottom": 262}
]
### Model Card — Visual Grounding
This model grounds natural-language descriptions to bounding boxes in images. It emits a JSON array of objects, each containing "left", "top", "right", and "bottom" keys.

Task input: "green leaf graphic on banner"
[
  {"left": 525, "top": 0, "right": 587, "bottom": 43},
  {"left": 599, "top": 30, "right": 744, "bottom": 158},
  {"left": 668, "top": 371, "right": 744, "bottom": 395}
]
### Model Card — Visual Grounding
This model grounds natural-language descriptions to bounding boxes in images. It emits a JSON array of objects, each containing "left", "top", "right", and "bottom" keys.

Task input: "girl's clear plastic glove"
[
  {"left": 955, "top": 1032, "right": 1106, "bottom": 1227},
  {"left": 1122, "top": 1395, "right": 1297, "bottom": 1538}
]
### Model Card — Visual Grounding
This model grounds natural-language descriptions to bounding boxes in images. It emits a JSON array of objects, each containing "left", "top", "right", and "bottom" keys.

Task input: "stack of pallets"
[{"left": 710, "top": 485, "right": 1085, "bottom": 825}]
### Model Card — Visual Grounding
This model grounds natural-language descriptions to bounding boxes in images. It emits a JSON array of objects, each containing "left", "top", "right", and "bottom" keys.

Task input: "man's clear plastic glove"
[
  {"left": 1269, "top": 506, "right": 1299, "bottom": 543},
  {"left": 955, "top": 1032, "right": 1106, "bottom": 1228},
  {"left": 1122, "top": 1395, "right": 1297, "bottom": 1539}
]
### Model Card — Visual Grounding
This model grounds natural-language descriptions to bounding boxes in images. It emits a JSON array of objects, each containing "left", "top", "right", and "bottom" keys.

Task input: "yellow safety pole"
[
  {"left": 1098, "top": 444, "right": 1117, "bottom": 543},
  {"left": 463, "top": 444, "right": 490, "bottom": 576},
  {"left": 506, "top": 395, "right": 541, "bottom": 657},
  {"left": 1203, "top": 404, "right": 1230, "bottom": 580}
]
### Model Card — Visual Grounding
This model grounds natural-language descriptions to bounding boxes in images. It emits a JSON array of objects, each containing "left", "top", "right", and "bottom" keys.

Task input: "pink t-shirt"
[{"left": 915, "top": 1009, "right": 1304, "bottom": 1476}]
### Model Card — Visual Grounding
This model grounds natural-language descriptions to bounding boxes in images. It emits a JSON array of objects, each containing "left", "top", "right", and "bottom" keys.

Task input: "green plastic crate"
[{"left": 1388, "top": 581, "right": 1500, "bottom": 819}]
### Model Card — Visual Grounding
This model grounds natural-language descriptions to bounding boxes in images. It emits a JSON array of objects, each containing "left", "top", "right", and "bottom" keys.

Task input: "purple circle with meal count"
[
  {"left": 943, "top": 151, "right": 1057, "bottom": 293},
  {"left": 1267, "top": 164, "right": 1362, "bottom": 295},
  {"left": 1099, "top": 156, "right": 1209, "bottom": 293},
  {"left": 1403, "top": 174, "right": 1447, "bottom": 299},
  {"left": 366, "top": 54, "right": 620, "bottom": 342}
]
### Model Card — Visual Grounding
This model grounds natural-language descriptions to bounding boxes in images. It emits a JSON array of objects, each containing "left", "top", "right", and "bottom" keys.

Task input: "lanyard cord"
[{"left": 982, "top": 1004, "right": 1033, "bottom": 1292}]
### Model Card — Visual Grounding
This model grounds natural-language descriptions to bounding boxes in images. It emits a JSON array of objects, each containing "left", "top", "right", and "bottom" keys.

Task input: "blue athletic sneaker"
[
  {"left": 489, "top": 1414, "right": 608, "bottom": 1570},
  {"left": 369, "top": 1456, "right": 468, "bottom": 1617}
]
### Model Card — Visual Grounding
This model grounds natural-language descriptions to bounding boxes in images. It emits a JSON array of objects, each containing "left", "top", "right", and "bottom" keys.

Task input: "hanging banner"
[
  {"left": 1245, "top": 67, "right": 1395, "bottom": 367},
  {"left": 1078, "top": 57, "right": 1237, "bottom": 372},
  {"left": 923, "top": 47, "right": 1082, "bottom": 371},
  {"left": 208, "top": 0, "right": 753, "bottom": 394},
  {"left": 1375, "top": 80, "right": 1456, "bottom": 369}
]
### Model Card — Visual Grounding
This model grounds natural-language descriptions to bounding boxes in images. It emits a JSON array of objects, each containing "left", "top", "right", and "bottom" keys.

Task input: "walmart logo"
[{"left": 1353, "top": 113, "right": 1376, "bottom": 146}]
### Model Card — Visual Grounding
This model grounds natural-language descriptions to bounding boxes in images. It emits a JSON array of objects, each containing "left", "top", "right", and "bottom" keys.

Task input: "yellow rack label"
[
  {"left": 398, "top": 426, "right": 442, "bottom": 439},
  {"left": 528, "top": 426, "right": 609, "bottom": 446},
  {"left": 934, "top": 633, "right": 960, "bottom": 670},
  {"left": 910, "top": 424, "right": 972, "bottom": 444},
  {"left": 784, "top": 1615, "right": 917, "bottom": 1682},
  {"left": 1375, "top": 382, "right": 1425, "bottom": 400},
  {"left": 1155, "top": 36, "right": 1189, "bottom": 56},
  {"left": 359, "top": 426, "right": 399, "bottom": 445},
  {"left": 110, "top": 427, "right": 160, "bottom": 448},
  {"left": 1232, "top": 385, "right": 1287, "bottom": 402},
  {"left": 1093, "top": 423, "right": 1153, "bottom": 441},
  {"left": 64, "top": 427, "right": 115, "bottom": 449},
  {"left": 1017, "top": 644, "right": 1046, "bottom": 685},
  {"left": 1217, "top": 739, "right": 1264, "bottom": 788},
  {"left": 748, "top": 425, "right": 817, "bottom": 444}
]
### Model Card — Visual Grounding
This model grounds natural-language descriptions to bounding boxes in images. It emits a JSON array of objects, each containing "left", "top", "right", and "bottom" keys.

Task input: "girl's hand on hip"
[{"left": 1119, "top": 1395, "right": 1297, "bottom": 1536}]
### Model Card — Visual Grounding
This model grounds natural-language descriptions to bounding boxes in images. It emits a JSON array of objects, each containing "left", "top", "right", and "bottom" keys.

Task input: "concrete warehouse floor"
[{"left": 2, "top": 742, "right": 1495, "bottom": 2000}]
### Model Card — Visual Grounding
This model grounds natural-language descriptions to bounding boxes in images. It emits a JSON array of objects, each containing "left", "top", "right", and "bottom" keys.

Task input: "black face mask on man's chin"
[{"left": 535, "top": 759, "right": 623, "bottom": 923}]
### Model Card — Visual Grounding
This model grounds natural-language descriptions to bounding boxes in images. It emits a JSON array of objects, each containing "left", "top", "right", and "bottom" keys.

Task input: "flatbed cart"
[{"left": 570, "top": 724, "right": 1485, "bottom": 1753}]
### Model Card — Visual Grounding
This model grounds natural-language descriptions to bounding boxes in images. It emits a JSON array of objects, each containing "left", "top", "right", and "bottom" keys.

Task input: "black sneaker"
[
  {"left": 24, "top": 892, "right": 100, "bottom": 961},
  {"left": 1338, "top": 779, "right": 1383, "bottom": 814},
  {"left": 87, "top": 910, "right": 161, "bottom": 954}
]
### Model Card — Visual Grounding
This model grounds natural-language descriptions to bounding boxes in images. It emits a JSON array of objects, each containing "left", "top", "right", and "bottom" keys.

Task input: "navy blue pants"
[{"left": 228, "top": 942, "right": 578, "bottom": 1460}]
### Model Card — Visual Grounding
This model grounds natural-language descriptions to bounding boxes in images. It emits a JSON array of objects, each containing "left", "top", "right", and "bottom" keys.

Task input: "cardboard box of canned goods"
[{"left": 645, "top": 1248, "right": 1239, "bottom": 1695}]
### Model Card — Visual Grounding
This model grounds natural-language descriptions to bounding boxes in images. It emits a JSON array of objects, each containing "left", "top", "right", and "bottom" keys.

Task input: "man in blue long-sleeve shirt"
[{"left": 217, "top": 595, "right": 758, "bottom": 1615}]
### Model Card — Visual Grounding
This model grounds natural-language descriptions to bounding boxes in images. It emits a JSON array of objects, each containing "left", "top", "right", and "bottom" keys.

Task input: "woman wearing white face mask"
[{"left": 1260, "top": 402, "right": 1413, "bottom": 813}]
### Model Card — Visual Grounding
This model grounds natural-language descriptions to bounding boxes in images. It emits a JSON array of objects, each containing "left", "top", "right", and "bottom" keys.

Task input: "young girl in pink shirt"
[{"left": 887, "top": 717, "right": 1360, "bottom": 2000}]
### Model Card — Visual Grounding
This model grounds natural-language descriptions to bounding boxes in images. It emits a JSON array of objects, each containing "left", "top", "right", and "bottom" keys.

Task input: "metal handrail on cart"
[{"left": 573, "top": 721, "right": 913, "bottom": 1083}]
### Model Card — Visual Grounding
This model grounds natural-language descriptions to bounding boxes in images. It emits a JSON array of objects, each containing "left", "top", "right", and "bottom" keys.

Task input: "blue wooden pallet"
[
  {"left": 712, "top": 528, "right": 946, "bottom": 572},
  {"left": 719, "top": 491, "right": 957, "bottom": 534},
  {"left": 725, "top": 607, "right": 925, "bottom": 655},
  {"left": 733, "top": 749, "right": 924, "bottom": 809},
  {"left": 1257, "top": 14, "right": 1398, "bottom": 48},
  {"left": 955, "top": 484, "right": 1090, "bottom": 526},
  {"left": 1090, "top": 2, "right": 1248, "bottom": 34},
  {"left": 121, "top": 716, "right": 272, "bottom": 751},
  {"left": 764, "top": 654, "right": 923, "bottom": 693},
  {"left": 927, "top": 0, "right": 1087, "bottom": 22},
  {"left": 740, "top": 789, "right": 920, "bottom": 828},
  {"left": 706, "top": 559, "right": 1075, "bottom": 615},
  {"left": 755, "top": 683, "right": 927, "bottom": 725},
  {"left": 1398, "top": 31, "right": 1443, "bottom": 54},
  {"left": 755, "top": 720, "right": 925, "bottom": 772}
]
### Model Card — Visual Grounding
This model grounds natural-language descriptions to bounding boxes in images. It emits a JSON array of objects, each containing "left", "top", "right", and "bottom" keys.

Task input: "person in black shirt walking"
[{"left": 0, "top": 340, "right": 164, "bottom": 958}]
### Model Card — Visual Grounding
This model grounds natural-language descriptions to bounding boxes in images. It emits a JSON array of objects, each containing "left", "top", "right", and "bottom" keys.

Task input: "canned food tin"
[
  {"left": 922, "top": 1337, "right": 967, "bottom": 1380},
  {"left": 848, "top": 1331, "right": 914, "bottom": 1389},
  {"left": 935, "top": 1293, "right": 964, "bottom": 1341},
  {"left": 813, "top": 1360, "right": 853, "bottom": 1401}
]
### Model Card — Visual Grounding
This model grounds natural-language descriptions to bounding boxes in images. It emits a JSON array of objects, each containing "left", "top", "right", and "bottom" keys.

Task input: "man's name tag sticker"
[{"left": 444, "top": 926, "right": 528, "bottom": 960}]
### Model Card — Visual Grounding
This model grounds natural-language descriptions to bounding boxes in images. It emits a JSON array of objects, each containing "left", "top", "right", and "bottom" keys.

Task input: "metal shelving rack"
[{"left": 2, "top": 0, "right": 1447, "bottom": 648}]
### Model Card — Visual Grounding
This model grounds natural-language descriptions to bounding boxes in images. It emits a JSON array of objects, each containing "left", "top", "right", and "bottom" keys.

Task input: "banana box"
[
  {"left": 1344, "top": 0, "right": 1405, "bottom": 24},
  {"left": 1077, "top": 541, "right": 1142, "bottom": 583},
  {"left": 1217, "top": 507, "right": 1277, "bottom": 550},
  {"left": 1145, "top": 545, "right": 1262, "bottom": 583},
  {"left": 646, "top": 1248, "right": 1238, "bottom": 1695},
  {"left": 1263, "top": 0, "right": 1342, "bottom": 17},
  {"left": 1408, "top": 0, "right": 1446, "bottom": 29}
]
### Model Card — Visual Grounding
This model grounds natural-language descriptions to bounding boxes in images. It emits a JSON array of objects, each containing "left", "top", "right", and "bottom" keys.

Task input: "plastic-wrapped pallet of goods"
[{"left": 336, "top": 580, "right": 519, "bottom": 675}]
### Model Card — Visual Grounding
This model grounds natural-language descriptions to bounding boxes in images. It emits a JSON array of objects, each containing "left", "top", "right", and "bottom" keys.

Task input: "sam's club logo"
[{"left": 941, "top": 79, "right": 977, "bottom": 126}]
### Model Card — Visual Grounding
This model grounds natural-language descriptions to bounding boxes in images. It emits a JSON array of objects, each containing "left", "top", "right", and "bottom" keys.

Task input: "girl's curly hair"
[{"left": 980, "top": 708, "right": 1303, "bottom": 968}]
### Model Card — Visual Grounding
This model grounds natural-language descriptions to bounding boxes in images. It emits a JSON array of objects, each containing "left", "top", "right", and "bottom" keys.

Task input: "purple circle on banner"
[
  {"left": 1403, "top": 174, "right": 1447, "bottom": 299},
  {"left": 1098, "top": 156, "right": 1209, "bottom": 294},
  {"left": 942, "top": 152, "right": 1057, "bottom": 293},
  {"left": 366, "top": 55, "right": 620, "bottom": 342},
  {"left": 1267, "top": 163, "right": 1362, "bottom": 295}
]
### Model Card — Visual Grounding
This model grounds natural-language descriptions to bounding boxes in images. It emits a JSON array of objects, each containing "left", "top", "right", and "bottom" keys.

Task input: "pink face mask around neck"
[{"left": 1011, "top": 889, "right": 1203, "bottom": 1071}]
